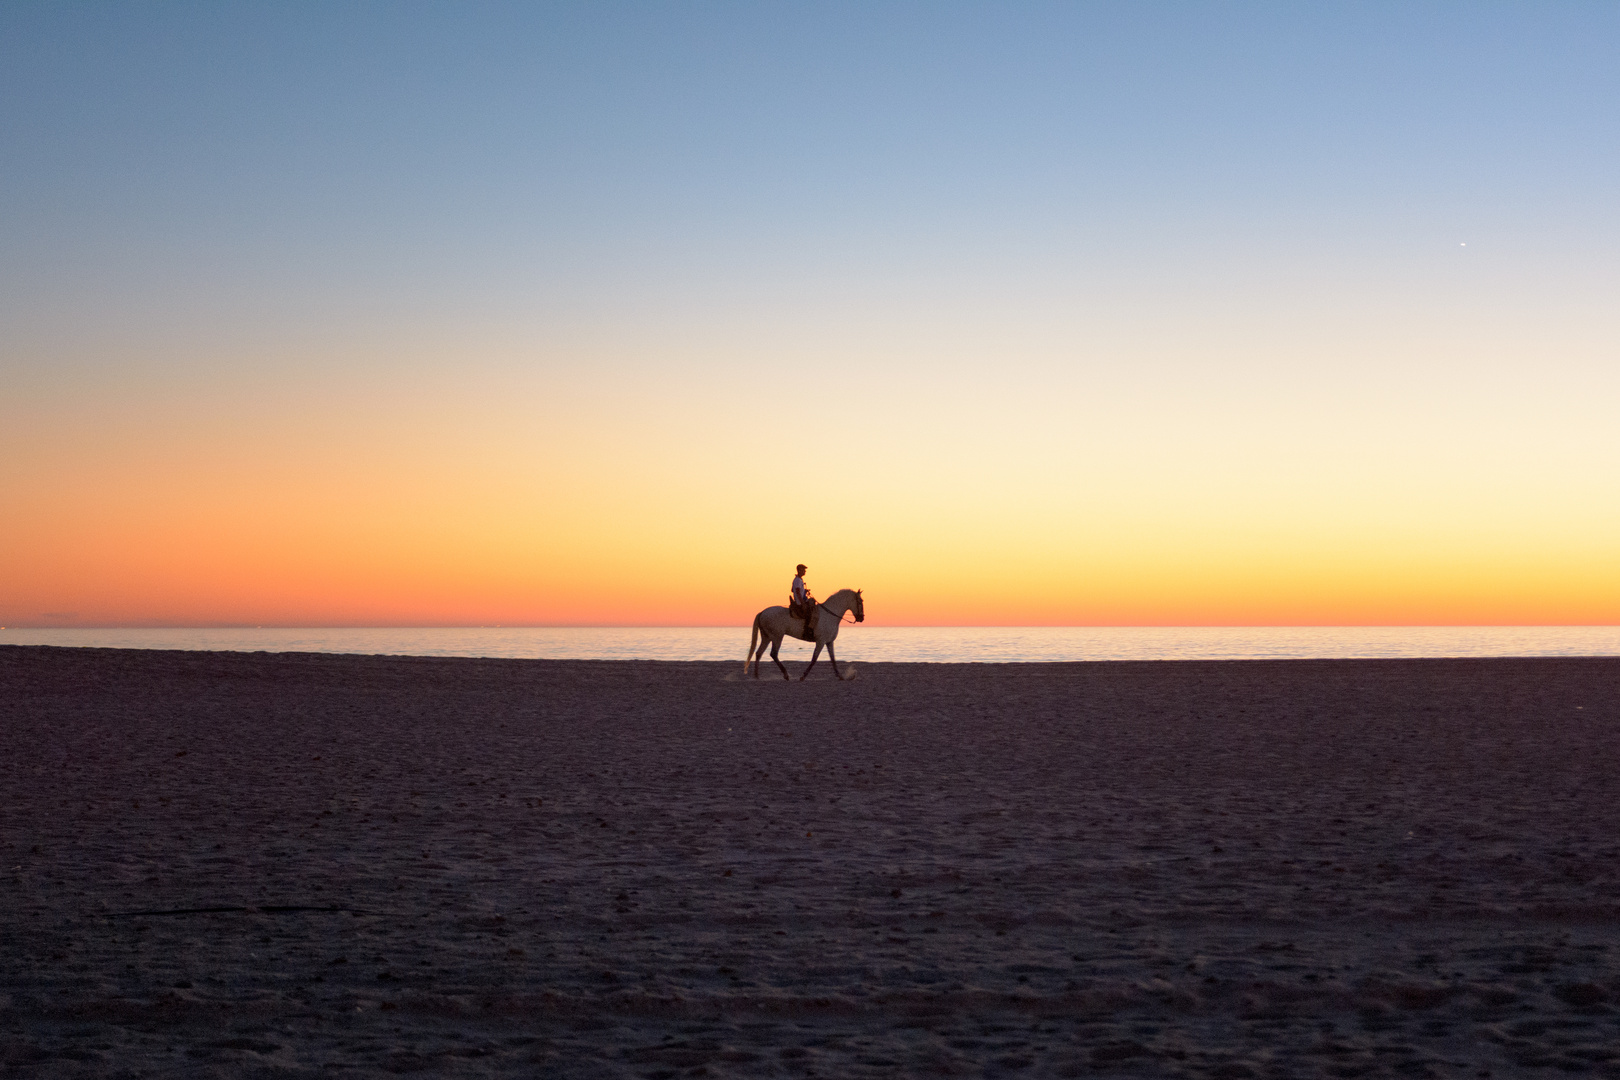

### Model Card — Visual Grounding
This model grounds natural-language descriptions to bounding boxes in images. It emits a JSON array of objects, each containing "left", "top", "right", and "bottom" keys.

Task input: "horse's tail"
[{"left": 745, "top": 614, "right": 760, "bottom": 673}]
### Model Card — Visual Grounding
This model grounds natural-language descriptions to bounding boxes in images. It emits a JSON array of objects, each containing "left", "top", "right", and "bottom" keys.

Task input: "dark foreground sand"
[{"left": 4, "top": 646, "right": 1620, "bottom": 1078}]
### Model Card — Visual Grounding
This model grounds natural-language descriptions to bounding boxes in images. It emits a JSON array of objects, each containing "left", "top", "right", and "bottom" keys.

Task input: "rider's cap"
[{"left": 796, "top": 564, "right": 807, "bottom": 573}]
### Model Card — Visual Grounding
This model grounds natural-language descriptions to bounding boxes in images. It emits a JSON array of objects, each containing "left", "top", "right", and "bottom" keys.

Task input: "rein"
[{"left": 816, "top": 600, "right": 858, "bottom": 625}]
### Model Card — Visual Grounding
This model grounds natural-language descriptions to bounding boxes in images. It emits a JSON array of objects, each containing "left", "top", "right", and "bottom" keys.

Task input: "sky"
[{"left": 3, "top": 2, "right": 1617, "bottom": 627}]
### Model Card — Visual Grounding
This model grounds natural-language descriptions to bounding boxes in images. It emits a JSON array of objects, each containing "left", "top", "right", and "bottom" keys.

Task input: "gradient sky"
[{"left": 3, "top": 2, "right": 1617, "bottom": 627}]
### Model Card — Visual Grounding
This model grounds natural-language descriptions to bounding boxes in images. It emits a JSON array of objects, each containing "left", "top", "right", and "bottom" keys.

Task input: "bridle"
[{"left": 826, "top": 593, "right": 863, "bottom": 625}]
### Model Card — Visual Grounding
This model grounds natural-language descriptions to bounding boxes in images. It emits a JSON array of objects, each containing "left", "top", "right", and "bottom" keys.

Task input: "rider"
[{"left": 791, "top": 564, "right": 817, "bottom": 638}]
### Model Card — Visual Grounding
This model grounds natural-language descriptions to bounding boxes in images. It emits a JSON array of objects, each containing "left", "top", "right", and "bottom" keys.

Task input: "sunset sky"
[{"left": 4, "top": 3, "right": 1617, "bottom": 627}]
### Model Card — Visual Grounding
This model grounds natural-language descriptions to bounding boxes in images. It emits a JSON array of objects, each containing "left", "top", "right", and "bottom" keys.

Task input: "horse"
[{"left": 746, "top": 588, "right": 864, "bottom": 680}]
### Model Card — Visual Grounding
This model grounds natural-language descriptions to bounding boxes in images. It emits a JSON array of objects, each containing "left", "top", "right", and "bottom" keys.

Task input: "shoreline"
[
  {"left": 6, "top": 623, "right": 1619, "bottom": 667},
  {"left": 7, "top": 641, "right": 1620, "bottom": 666}
]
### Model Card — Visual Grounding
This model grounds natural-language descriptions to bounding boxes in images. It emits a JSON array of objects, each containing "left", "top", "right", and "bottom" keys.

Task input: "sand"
[{"left": 3, "top": 645, "right": 1619, "bottom": 1078}]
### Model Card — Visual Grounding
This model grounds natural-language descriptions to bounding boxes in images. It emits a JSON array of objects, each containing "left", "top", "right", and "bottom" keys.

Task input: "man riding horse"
[{"left": 749, "top": 575, "right": 864, "bottom": 680}]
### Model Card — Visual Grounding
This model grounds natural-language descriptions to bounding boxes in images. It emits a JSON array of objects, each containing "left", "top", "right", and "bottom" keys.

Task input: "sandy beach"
[{"left": 3, "top": 645, "right": 1619, "bottom": 1078}]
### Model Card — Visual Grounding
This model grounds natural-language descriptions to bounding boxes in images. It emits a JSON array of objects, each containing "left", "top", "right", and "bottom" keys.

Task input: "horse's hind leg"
[
  {"left": 770, "top": 639, "right": 790, "bottom": 681},
  {"left": 752, "top": 637, "right": 769, "bottom": 679},
  {"left": 800, "top": 643, "right": 823, "bottom": 681}
]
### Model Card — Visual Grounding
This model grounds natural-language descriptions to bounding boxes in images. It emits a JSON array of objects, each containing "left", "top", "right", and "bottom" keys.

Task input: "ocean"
[{"left": 2, "top": 625, "right": 1617, "bottom": 662}]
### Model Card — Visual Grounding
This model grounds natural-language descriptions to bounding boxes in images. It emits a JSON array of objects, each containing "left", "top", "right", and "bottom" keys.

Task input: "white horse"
[{"left": 746, "top": 588, "right": 865, "bottom": 681}]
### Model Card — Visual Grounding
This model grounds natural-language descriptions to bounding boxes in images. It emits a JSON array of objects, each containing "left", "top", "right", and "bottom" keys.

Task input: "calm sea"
[{"left": 2, "top": 626, "right": 1617, "bottom": 662}]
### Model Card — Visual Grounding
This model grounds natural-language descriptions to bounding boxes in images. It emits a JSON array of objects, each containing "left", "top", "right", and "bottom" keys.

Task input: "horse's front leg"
[
  {"left": 826, "top": 640, "right": 841, "bottom": 681},
  {"left": 770, "top": 639, "right": 790, "bottom": 681},
  {"left": 801, "top": 643, "right": 823, "bottom": 681}
]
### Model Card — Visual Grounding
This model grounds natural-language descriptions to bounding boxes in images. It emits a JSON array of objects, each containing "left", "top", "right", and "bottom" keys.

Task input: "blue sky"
[{"left": 7, "top": 2, "right": 1615, "bottom": 349}]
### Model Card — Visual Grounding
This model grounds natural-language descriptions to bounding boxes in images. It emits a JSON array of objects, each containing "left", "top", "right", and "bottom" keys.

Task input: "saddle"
[{"left": 788, "top": 595, "right": 819, "bottom": 633}]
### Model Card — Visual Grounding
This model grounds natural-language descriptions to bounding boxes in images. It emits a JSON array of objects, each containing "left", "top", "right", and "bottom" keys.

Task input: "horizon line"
[{"left": 5, "top": 623, "right": 1618, "bottom": 631}]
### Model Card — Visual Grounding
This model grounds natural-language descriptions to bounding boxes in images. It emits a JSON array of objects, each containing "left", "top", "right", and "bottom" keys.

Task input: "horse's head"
[{"left": 853, "top": 589, "right": 864, "bottom": 623}]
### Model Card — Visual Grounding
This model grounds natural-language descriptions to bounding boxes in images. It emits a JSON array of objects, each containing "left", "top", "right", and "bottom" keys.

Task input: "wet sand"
[{"left": 4, "top": 645, "right": 1619, "bottom": 1078}]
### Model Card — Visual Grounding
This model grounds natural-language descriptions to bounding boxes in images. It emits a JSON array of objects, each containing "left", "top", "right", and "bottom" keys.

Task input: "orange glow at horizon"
[{"left": 7, "top": 349, "right": 1617, "bottom": 628}]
